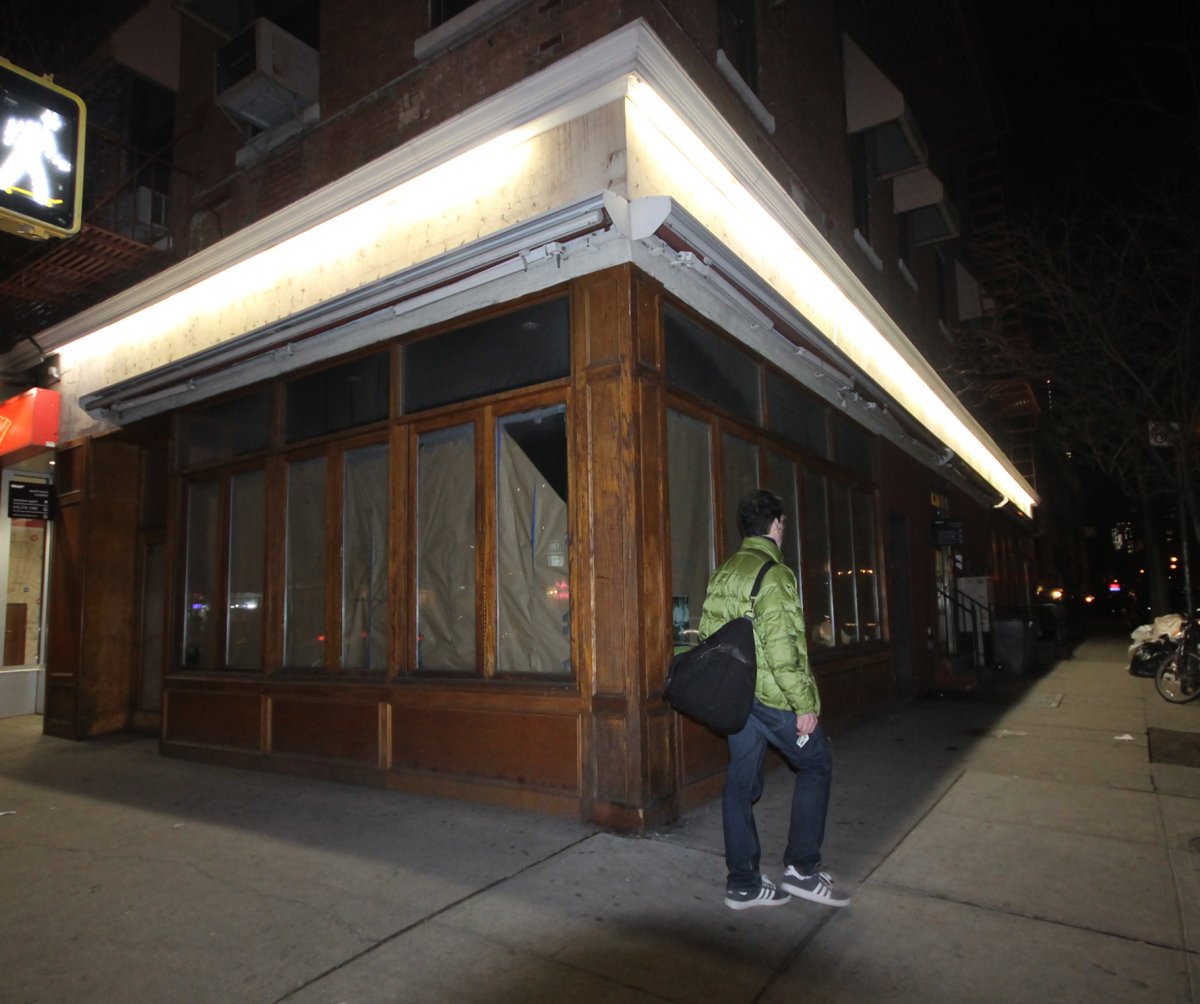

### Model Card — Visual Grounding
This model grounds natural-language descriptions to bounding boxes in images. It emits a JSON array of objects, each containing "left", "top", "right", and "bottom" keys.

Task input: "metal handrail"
[{"left": 937, "top": 585, "right": 989, "bottom": 669}]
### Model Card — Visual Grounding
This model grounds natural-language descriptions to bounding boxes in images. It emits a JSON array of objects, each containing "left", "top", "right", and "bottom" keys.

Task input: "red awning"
[{"left": 0, "top": 388, "right": 60, "bottom": 464}]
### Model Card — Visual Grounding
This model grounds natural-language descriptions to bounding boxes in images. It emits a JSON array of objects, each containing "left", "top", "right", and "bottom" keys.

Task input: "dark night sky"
[
  {"left": 979, "top": 1, "right": 1199, "bottom": 215},
  {"left": 977, "top": 2, "right": 1198, "bottom": 594}
]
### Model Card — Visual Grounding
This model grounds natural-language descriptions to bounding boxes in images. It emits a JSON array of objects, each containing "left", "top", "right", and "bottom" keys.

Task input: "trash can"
[{"left": 993, "top": 618, "right": 1035, "bottom": 675}]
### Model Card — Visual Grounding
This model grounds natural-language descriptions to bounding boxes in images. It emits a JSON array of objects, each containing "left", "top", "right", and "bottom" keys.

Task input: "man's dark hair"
[{"left": 737, "top": 489, "right": 783, "bottom": 538}]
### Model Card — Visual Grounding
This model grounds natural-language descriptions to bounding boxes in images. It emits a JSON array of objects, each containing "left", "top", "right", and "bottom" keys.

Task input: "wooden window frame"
[
  {"left": 665, "top": 355, "right": 884, "bottom": 655},
  {"left": 403, "top": 385, "right": 573, "bottom": 681},
  {"left": 169, "top": 288, "right": 577, "bottom": 684}
]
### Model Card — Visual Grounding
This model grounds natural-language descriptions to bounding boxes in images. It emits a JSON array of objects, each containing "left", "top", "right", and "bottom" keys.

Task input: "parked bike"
[
  {"left": 1127, "top": 614, "right": 1182, "bottom": 679},
  {"left": 1155, "top": 616, "right": 1200, "bottom": 703}
]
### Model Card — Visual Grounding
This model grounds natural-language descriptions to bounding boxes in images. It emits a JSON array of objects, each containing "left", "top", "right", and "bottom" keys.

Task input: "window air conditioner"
[
  {"left": 115, "top": 185, "right": 170, "bottom": 248},
  {"left": 215, "top": 18, "right": 318, "bottom": 130}
]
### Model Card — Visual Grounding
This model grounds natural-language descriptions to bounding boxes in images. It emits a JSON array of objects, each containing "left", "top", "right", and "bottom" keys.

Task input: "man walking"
[{"left": 698, "top": 489, "right": 851, "bottom": 910}]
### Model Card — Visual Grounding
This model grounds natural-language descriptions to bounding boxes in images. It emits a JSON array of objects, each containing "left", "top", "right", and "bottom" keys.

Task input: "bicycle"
[{"left": 1155, "top": 616, "right": 1200, "bottom": 703}]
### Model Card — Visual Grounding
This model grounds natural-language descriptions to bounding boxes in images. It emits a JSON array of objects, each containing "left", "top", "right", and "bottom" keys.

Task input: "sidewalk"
[{"left": 1, "top": 634, "right": 1197, "bottom": 1003}]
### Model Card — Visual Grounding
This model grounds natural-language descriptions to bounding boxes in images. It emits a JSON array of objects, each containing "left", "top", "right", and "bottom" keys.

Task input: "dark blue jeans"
[{"left": 723, "top": 699, "right": 832, "bottom": 892}]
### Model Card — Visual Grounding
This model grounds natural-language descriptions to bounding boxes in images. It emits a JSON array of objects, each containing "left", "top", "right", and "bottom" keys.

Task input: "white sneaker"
[
  {"left": 780, "top": 866, "right": 851, "bottom": 907},
  {"left": 724, "top": 877, "right": 792, "bottom": 910}
]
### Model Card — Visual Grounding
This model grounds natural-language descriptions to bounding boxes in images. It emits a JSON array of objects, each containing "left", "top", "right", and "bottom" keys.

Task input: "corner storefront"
[{"left": 35, "top": 22, "right": 1037, "bottom": 828}]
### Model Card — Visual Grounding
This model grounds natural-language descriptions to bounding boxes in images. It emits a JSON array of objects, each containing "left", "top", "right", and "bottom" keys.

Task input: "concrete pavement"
[{"left": 2, "top": 632, "right": 1197, "bottom": 1003}]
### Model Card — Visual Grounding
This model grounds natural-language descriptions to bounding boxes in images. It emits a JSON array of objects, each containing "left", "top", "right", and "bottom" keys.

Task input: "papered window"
[
  {"left": 284, "top": 455, "right": 327, "bottom": 668},
  {"left": 278, "top": 441, "right": 393, "bottom": 674},
  {"left": 413, "top": 403, "right": 572, "bottom": 678},
  {"left": 496, "top": 405, "right": 570, "bottom": 676},
  {"left": 173, "top": 294, "right": 574, "bottom": 680},
  {"left": 416, "top": 423, "right": 477, "bottom": 672},
  {"left": 342, "top": 444, "right": 390, "bottom": 671}
]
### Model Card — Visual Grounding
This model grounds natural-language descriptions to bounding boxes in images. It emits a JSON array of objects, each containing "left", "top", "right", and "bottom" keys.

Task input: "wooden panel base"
[
  {"left": 154, "top": 648, "right": 895, "bottom": 830},
  {"left": 392, "top": 706, "right": 580, "bottom": 792},
  {"left": 165, "top": 689, "right": 260, "bottom": 751},
  {"left": 815, "top": 648, "right": 894, "bottom": 720},
  {"left": 272, "top": 696, "right": 382, "bottom": 765},
  {"left": 161, "top": 680, "right": 586, "bottom": 818}
]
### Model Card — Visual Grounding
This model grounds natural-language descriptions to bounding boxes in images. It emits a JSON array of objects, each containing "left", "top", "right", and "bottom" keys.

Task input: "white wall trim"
[
  {"left": 715, "top": 48, "right": 776, "bottom": 134},
  {"left": 854, "top": 228, "right": 883, "bottom": 271}
]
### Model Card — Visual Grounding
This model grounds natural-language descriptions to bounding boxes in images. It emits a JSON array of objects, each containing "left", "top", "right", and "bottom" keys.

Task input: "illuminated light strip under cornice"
[
  {"left": 615, "top": 71, "right": 1037, "bottom": 517},
  {"left": 649, "top": 201, "right": 1035, "bottom": 513},
  {"left": 80, "top": 201, "right": 618, "bottom": 423}
]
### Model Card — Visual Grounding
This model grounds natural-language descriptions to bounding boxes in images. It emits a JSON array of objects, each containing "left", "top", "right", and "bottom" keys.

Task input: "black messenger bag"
[{"left": 664, "top": 560, "right": 774, "bottom": 735}]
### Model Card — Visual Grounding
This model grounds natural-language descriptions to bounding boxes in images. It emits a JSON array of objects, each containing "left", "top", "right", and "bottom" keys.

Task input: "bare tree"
[
  {"left": 952, "top": 168, "right": 1200, "bottom": 614},
  {"left": 952, "top": 0, "right": 1200, "bottom": 616}
]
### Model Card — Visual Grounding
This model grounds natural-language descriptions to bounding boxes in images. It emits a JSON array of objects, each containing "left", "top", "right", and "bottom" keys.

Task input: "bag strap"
[{"left": 746, "top": 560, "right": 775, "bottom": 616}]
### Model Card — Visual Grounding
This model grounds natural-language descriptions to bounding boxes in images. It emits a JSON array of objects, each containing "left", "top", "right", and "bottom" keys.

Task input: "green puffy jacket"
[{"left": 697, "top": 535, "right": 820, "bottom": 716}]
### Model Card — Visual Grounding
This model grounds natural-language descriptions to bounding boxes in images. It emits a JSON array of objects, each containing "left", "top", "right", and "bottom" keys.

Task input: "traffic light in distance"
[{"left": 0, "top": 57, "right": 86, "bottom": 240}]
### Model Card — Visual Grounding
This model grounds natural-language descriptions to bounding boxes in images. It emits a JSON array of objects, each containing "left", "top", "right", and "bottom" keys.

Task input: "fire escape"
[{"left": 0, "top": 60, "right": 180, "bottom": 369}]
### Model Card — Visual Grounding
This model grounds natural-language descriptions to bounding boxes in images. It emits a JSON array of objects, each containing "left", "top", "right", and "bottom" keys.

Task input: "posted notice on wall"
[{"left": 8, "top": 482, "right": 55, "bottom": 520}]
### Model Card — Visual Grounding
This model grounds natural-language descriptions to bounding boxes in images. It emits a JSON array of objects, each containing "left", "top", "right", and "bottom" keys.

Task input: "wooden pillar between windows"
[
  {"left": 572, "top": 265, "right": 675, "bottom": 830},
  {"left": 44, "top": 436, "right": 141, "bottom": 739}
]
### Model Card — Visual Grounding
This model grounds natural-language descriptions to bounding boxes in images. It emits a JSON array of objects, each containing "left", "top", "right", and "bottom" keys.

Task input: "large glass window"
[
  {"left": 173, "top": 294, "right": 579, "bottom": 681},
  {"left": 178, "top": 391, "right": 271, "bottom": 468},
  {"left": 403, "top": 298, "right": 569, "bottom": 413},
  {"left": 833, "top": 414, "right": 876, "bottom": 481},
  {"left": 226, "top": 470, "right": 264, "bottom": 669},
  {"left": 831, "top": 481, "right": 858, "bottom": 643},
  {"left": 182, "top": 480, "right": 219, "bottom": 667},
  {"left": 664, "top": 305, "right": 761, "bottom": 424},
  {"left": 767, "top": 371, "right": 828, "bottom": 458},
  {"left": 416, "top": 424, "right": 476, "bottom": 672},
  {"left": 853, "top": 489, "right": 879, "bottom": 641},
  {"left": 802, "top": 470, "right": 834, "bottom": 648},
  {"left": 668, "top": 410, "right": 714, "bottom": 648},
  {"left": 767, "top": 452, "right": 800, "bottom": 576},
  {"left": 342, "top": 444, "right": 389, "bottom": 672},
  {"left": 658, "top": 294, "right": 883, "bottom": 655},
  {"left": 284, "top": 456, "right": 327, "bottom": 668},
  {"left": 286, "top": 352, "right": 389, "bottom": 444},
  {"left": 721, "top": 432, "right": 759, "bottom": 558},
  {"left": 496, "top": 406, "right": 570, "bottom": 675}
]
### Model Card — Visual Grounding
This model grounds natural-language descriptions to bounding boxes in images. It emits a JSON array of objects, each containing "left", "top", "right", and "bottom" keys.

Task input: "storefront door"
[{"left": 0, "top": 464, "right": 53, "bottom": 716}]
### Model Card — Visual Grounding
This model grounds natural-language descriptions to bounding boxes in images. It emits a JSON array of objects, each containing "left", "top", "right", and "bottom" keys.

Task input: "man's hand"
[{"left": 795, "top": 712, "right": 818, "bottom": 735}]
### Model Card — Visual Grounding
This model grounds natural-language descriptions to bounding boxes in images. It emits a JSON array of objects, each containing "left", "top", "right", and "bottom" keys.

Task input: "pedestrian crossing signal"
[{"left": 0, "top": 58, "right": 86, "bottom": 240}]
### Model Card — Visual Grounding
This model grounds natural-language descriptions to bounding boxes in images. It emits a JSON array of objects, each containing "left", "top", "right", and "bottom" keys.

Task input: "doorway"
[
  {"left": 887, "top": 512, "right": 913, "bottom": 696},
  {"left": 0, "top": 460, "right": 54, "bottom": 717}
]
